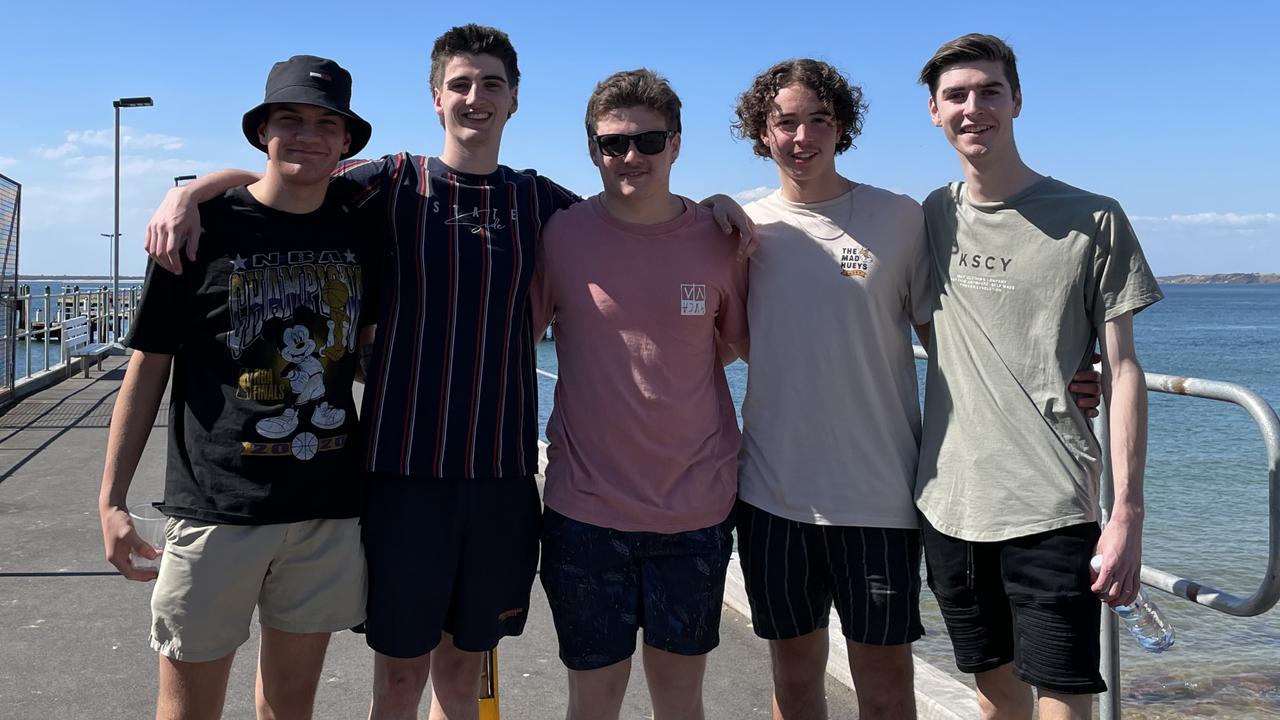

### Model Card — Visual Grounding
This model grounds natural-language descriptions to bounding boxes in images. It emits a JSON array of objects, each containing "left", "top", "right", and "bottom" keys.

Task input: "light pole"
[
  {"left": 99, "top": 232, "right": 117, "bottom": 278},
  {"left": 174, "top": 174, "right": 196, "bottom": 186},
  {"left": 113, "top": 96, "right": 153, "bottom": 343}
]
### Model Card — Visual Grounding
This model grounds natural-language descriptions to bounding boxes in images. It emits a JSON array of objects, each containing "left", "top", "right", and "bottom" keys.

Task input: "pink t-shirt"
[{"left": 531, "top": 195, "right": 749, "bottom": 533}]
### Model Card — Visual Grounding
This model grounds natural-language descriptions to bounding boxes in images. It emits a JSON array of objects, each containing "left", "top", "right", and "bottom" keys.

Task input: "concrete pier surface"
[{"left": 0, "top": 356, "right": 973, "bottom": 718}]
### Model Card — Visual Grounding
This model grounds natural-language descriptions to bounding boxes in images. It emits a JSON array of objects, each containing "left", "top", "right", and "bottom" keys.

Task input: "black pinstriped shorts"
[{"left": 735, "top": 499, "right": 924, "bottom": 645}]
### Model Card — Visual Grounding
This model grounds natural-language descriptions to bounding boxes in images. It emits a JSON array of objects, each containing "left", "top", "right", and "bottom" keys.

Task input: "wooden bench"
[{"left": 61, "top": 315, "right": 113, "bottom": 378}]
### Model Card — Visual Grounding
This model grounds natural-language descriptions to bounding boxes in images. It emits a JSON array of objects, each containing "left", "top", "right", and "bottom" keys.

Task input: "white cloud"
[
  {"left": 0, "top": 157, "right": 16, "bottom": 170},
  {"left": 34, "top": 143, "right": 78, "bottom": 160},
  {"left": 65, "top": 129, "right": 114, "bottom": 148},
  {"left": 733, "top": 186, "right": 775, "bottom": 203},
  {"left": 18, "top": 123, "right": 218, "bottom": 274},
  {"left": 33, "top": 127, "right": 186, "bottom": 162},
  {"left": 1133, "top": 212, "right": 1280, "bottom": 228},
  {"left": 124, "top": 132, "right": 185, "bottom": 151}
]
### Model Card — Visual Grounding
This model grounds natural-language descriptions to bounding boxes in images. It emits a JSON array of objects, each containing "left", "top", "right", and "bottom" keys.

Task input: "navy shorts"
[
  {"left": 736, "top": 500, "right": 924, "bottom": 645},
  {"left": 361, "top": 473, "right": 541, "bottom": 658},
  {"left": 539, "top": 507, "right": 734, "bottom": 671},
  {"left": 921, "top": 517, "right": 1105, "bottom": 695}
]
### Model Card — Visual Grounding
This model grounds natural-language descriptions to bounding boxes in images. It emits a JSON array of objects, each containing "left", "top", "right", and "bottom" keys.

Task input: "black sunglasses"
[{"left": 592, "top": 130, "right": 676, "bottom": 157}]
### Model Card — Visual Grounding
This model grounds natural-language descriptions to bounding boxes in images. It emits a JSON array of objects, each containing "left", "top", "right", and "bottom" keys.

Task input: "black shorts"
[
  {"left": 539, "top": 507, "right": 734, "bottom": 671},
  {"left": 361, "top": 472, "right": 541, "bottom": 658},
  {"left": 921, "top": 517, "right": 1105, "bottom": 695},
  {"left": 735, "top": 500, "right": 923, "bottom": 645}
]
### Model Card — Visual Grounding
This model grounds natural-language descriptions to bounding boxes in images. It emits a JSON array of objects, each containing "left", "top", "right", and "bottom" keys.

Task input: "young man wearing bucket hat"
[
  {"left": 139, "top": 24, "right": 751, "bottom": 720},
  {"left": 98, "top": 54, "right": 379, "bottom": 719}
]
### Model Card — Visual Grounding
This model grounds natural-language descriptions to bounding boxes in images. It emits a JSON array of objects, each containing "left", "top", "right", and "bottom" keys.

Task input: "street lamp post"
[
  {"left": 113, "top": 96, "right": 153, "bottom": 343},
  {"left": 99, "top": 232, "right": 117, "bottom": 275}
]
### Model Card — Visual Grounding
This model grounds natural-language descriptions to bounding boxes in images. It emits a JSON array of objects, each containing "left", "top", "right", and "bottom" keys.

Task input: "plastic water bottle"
[{"left": 1091, "top": 555, "right": 1175, "bottom": 653}]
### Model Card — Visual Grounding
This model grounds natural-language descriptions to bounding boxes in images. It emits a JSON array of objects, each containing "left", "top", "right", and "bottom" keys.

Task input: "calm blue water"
[{"left": 537, "top": 284, "right": 1280, "bottom": 717}]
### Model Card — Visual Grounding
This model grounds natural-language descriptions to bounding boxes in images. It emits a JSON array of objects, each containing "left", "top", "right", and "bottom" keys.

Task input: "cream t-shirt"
[{"left": 739, "top": 185, "right": 931, "bottom": 528}]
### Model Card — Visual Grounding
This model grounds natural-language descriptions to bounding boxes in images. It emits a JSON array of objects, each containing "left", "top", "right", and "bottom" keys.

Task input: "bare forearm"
[
  {"left": 99, "top": 351, "right": 171, "bottom": 511},
  {"left": 184, "top": 169, "right": 261, "bottom": 203},
  {"left": 1104, "top": 354, "right": 1148, "bottom": 519}
]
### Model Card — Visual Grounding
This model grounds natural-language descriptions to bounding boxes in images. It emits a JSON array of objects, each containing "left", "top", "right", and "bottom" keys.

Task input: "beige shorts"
[{"left": 150, "top": 516, "right": 366, "bottom": 662}]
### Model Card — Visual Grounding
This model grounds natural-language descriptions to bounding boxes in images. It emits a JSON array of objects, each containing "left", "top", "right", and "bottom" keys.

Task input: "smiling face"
[
  {"left": 762, "top": 83, "right": 841, "bottom": 187},
  {"left": 258, "top": 103, "right": 350, "bottom": 186},
  {"left": 929, "top": 59, "right": 1022, "bottom": 165},
  {"left": 433, "top": 52, "right": 518, "bottom": 155},
  {"left": 589, "top": 106, "right": 679, "bottom": 208}
]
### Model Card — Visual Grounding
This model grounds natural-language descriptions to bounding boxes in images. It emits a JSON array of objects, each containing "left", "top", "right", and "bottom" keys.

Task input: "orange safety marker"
[{"left": 478, "top": 648, "right": 500, "bottom": 719}]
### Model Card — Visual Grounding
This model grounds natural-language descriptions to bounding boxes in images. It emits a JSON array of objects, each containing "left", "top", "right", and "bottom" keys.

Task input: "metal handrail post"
[
  {"left": 42, "top": 287, "right": 51, "bottom": 373},
  {"left": 129, "top": 286, "right": 138, "bottom": 335},
  {"left": 22, "top": 293, "right": 31, "bottom": 380},
  {"left": 1094, "top": 389, "right": 1122, "bottom": 720}
]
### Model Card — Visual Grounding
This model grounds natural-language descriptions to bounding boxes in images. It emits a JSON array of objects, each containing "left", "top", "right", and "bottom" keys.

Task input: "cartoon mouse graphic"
[{"left": 255, "top": 305, "right": 346, "bottom": 442}]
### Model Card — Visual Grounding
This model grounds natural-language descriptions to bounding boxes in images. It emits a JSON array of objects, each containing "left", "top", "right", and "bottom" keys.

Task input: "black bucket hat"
[{"left": 242, "top": 55, "right": 372, "bottom": 159}]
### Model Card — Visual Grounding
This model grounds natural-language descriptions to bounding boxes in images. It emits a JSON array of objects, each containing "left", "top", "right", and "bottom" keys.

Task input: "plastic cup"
[{"left": 129, "top": 505, "right": 167, "bottom": 570}]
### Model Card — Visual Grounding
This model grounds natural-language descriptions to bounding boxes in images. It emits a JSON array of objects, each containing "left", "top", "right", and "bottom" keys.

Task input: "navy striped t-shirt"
[{"left": 335, "top": 153, "right": 578, "bottom": 479}]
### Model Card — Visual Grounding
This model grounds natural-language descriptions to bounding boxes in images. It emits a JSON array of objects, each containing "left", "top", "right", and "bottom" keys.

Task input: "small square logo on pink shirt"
[{"left": 680, "top": 284, "right": 706, "bottom": 316}]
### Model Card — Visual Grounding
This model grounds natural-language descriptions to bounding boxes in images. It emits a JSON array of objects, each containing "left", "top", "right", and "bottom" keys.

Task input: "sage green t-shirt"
[{"left": 915, "top": 177, "right": 1163, "bottom": 542}]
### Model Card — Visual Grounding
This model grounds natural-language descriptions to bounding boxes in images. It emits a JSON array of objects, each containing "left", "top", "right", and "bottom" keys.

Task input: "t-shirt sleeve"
[
  {"left": 529, "top": 218, "right": 557, "bottom": 335},
  {"left": 1091, "top": 202, "right": 1164, "bottom": 326},
  {"left": 331, "top": 154, "right": 399, "bottom": 215},
  {"left": 535, "top": 175, "right": 582, "bottom": 224},
  {"left": 123, "top": 258, "right": 186, "bottom": 354},
  {"left": 716, "top": 253, "right": 750, "bottom": 346},
  {"left": 904, "top": 205, "right": 934, "bottom": 327}
]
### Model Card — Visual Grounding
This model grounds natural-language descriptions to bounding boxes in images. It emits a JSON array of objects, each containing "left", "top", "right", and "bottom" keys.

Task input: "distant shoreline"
[{"left": 1158, "top": 273, "right": 1280, "bottom": 285}]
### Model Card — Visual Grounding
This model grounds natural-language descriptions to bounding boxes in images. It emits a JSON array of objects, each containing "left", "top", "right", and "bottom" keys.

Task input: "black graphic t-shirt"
[{"left": 125, "top": 186, "right": 380, "bottom": 524}]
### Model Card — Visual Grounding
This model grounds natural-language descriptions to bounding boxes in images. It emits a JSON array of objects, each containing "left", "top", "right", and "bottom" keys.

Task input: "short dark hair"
[
  {"left": 918, "top": 33, "right": 1020, "bottom": 99},
  {"left": 430, "top": 24, "right": 520, "bottom": 90},
  {"left": 584, "top": 69, "right": 681, "bottom": 137},
  {"left": 733, "top": 59, "right": 867, "bottom": 159}
]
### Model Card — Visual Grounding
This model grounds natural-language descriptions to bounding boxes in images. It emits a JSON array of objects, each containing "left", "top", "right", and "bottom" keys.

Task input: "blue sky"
[{"left": 2, "top": 0, "right": 1276, "bottom": 276}]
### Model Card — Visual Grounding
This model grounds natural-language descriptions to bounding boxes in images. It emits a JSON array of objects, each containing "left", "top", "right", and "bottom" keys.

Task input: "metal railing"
[
  {"left": 0, "top": 284, "right": 140, "bottom": 385},
  {"left": 1095, "top": 370, "right": 1280, "bottom": 719},
  {"left": 907, "top": 346, "right": 1280, "bottom": 718}
]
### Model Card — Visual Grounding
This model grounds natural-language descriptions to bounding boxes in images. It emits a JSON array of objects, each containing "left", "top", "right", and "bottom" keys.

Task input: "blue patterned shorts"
[{"left": 539, "top": 507, "right": 734, "bottom": 671}]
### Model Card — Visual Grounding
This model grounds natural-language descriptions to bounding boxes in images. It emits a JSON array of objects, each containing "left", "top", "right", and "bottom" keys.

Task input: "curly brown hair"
[{"left": 733, "top": 59, "right": 867, "bottom": 159}]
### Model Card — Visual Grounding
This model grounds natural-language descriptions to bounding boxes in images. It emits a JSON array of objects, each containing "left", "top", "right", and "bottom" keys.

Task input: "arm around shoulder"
[{"left": 146, "top": 169, "right": 261, "bottom": 274}]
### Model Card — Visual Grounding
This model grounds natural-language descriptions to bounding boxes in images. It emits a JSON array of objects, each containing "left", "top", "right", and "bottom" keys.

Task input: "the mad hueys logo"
[{"left": 841, "top": 245, "right": 874, "bottom": 277}]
